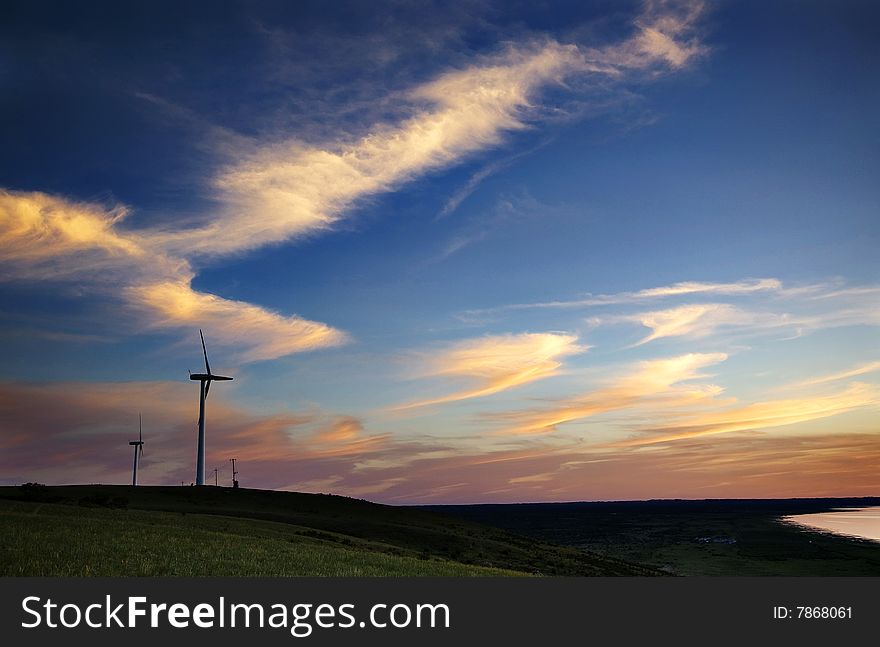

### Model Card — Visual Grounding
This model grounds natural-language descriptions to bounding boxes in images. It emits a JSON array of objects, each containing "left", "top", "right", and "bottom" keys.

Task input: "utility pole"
[
  {"left": 212, "top": 467, "right": 219, "bottom": 487},
  {"left": 230, "top": 458, "right": 239, "bottom": 488}
]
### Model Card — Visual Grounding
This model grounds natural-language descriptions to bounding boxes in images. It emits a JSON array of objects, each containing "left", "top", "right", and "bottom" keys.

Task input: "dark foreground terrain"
[
  {"left": 0, "top": 484, "right": 658, "bottom": 576},
  {"left": 4, "top": 486, "right": 876, "bottom": 576},
  {"left": 423, "top": 498, "right": 880, "bottom": 576}
]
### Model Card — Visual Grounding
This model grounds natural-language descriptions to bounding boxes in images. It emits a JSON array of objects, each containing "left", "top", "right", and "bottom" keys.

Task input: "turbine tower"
[
  {"left": 129, "top": 414, "right": 144, "bottom": 486},
  {"left": 230, "top": 457, "right": 239, "bottom": 488},
  {"left": 190, "top": 329, "right": 233, "bottom": 486}
]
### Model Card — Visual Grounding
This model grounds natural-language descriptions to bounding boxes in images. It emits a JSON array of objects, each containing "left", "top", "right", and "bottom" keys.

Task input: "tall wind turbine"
[
  {"left": 129, "top": 414, "right": 144, "bottom": 486},
  {"left": 190, "top": 329, "right": 233, "bottom": 486}
]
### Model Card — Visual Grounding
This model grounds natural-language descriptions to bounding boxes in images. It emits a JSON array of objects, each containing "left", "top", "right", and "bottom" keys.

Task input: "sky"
[{"left": 0, "top": 0, "right": 878, "bottom": 503}]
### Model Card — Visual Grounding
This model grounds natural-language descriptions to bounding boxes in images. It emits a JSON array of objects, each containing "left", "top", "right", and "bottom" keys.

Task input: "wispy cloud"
[
  {"left": 393, "top": 332, "right": 586, "bottom": 410},
  {"left": 432, "top": 190, "right": 566, "bottom": 263},
  {"left": 312, "top": 416, "right": 364, "bottom": 444},
  {"left": 126, "top": 280, "right": 347, "bottom": 363},
  {"left": 204, "top": 0, "right": 710, "bottom": 256},
  {"left": 435, "top": 142, "right": 549, "bottom": 220},
  {"left": 0, "top": 1, "right": 710, "bottom": 360},
  {"left": 626, "top": 0, "right": 708, "bottom": 68},
  {"left": 2, "top": 374, "right": 877, "bottom": 503},
  {"left": 0, "top": 190, "right": 178, "bottom": 282},
  {"left": 464, "top": 278, "right": 781, "bottom": 316},
  {"left": 615, "top": 382, "right": 880, "bottom": 446},
  {"left": 624, "top": 303, "right": 751, "bottom": 345},
  {"left": 462, "top": 277, "right": 878, "bottom": 345},
  {"left": 789, "top": 361, "right": 880, "bottom": 389},
  {"left": 437, "top": 158, "right": 513, "bottom": 220},
  {"left": 632, "top": 278, "right": 782, "bottom": 299},
  {"left": 617, "top": 283, "right": 879, "bottom": 344},
  {"left": 0, "top": 190, "right": 348, "bottom": 363},
  {"left": 488, "top": 352, "right": 727, "bottom": 434},
  {"left": 168, "top": 41, "right": 588, "bottom": 257},
  {"left": 485, "top": 348, "right": 879, "bottom": 450}
]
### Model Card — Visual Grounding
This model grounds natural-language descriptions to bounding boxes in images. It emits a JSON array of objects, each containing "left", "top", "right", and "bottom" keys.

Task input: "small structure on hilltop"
[
  {"left": 230, "top": 457, "right": 239, "bottom": 488},
  {"left": 128, "top": 414, "right": 145, "bottom": 486}
]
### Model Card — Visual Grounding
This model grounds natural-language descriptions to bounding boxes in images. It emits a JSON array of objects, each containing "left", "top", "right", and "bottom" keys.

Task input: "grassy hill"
[
  {"left": 0, "top": 485, "right": 661, "bottom": 577},
  {"left": 426, "top": 498, "right": 880, "bottom": 576}
]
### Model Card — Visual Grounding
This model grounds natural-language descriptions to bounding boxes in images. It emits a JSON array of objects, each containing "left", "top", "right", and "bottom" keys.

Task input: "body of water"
[{"left": 782, "top": 506, "right": 880, "bottom": 542}]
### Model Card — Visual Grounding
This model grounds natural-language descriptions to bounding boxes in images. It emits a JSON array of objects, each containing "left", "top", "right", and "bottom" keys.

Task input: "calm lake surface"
[{"left": 782, "top": 506, "right": 880, "bottom": 542}]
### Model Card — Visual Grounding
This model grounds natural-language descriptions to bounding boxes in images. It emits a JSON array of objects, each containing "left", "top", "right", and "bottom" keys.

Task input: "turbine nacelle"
[{"left": 129, "top": 413, "right": 144, "bottom": 452}]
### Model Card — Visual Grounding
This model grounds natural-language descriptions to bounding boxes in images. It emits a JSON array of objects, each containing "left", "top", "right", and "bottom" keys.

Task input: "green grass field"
[
  {"left": 428, "top": 499, "right": 880, "bottom": 576},
  {"left": 0, "top": 500, "right": 516, "bottom": 576},
  {"left": 0, "top": 485, "right": 660, "bottom": 577}
]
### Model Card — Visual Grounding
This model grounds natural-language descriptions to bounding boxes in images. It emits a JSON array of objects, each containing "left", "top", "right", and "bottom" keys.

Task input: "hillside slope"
[{"left": 0, "top": 485, "right": 661, "bottom": 576}]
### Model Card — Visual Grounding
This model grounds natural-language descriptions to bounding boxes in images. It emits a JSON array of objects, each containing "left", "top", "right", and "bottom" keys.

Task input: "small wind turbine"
[
  {"left": 230, "top": 458, "right": 239, "bottom": 488},
  {"left": 190, "top": 329, "right": 233, "bottom": 486},
  {"left": 129, "top": 414, "right": 144, "bottom": 486}
]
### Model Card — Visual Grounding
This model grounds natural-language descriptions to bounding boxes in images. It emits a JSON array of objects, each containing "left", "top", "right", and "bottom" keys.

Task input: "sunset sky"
[{"left": 1, "top": 0, "right": 878, "bottom": 503}]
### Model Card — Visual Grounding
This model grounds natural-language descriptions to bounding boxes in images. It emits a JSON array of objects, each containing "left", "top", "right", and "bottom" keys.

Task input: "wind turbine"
[
  {"left": 230, "top": 457, "right": 239, "bottom": 488},
  {"left": 190, "top": 329, "right": 233, "bottom": 486},
  {"left": 129, "top": 414, "right": 144, "bottom": 486}
]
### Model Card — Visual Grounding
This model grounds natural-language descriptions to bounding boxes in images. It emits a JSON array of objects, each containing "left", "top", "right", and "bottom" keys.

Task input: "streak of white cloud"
[
  {"left": 0, "top": 190, "right": 347, "bottom": 362},
  {"left": 615, "top": 382, "right": 880, "bottom": 446},
  {"left": 126, "top": 280, "right": 348, "bottom": 362},
  {"left": 179, "top": 13, "right": 707, "bottom": 257},
  {"left": 627, "top": 303, "right": 752, "bottom": 345},
  {"left": 0, "top": 1, "right": 710, "bottom": 361},
  {"left": 790, "top": 361, "right": 880, "bottom": 389},
  {"left": 394, "top": 332, "right": 586, "bottom": 410},
  {"left": 470, "top": 278, "right": 782, "bottom": 314},
  {"left": 489, "top": 352, "right": 727, "bottom": 435}
]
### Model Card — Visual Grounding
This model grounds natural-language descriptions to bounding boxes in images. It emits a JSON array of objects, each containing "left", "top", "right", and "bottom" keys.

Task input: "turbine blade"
[
  {"left": 139, "top": 413, "right": 142, "bottom": 443},
  {"left": 139, "top": 444, "right": 144, "bottom": 458},
  {"left": 205, "top": 378, "right": 212, "bottom": 399},
  {"left": 200, "top": 329, "right": 212, "bottom": 376}
]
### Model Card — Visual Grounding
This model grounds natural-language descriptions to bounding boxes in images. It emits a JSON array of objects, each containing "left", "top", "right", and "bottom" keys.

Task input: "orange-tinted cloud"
[
  {"left": 0, "top": 191, "right": 348, "bottom": 362},
  {"left": 372, "top": 431, "right": 880, "bottom": 503},
  {"left": 0, "top": 380, "right": 387, "bottom": 489},
  {"left": 0, "top": 189, "right": 179, "bottom": 281},
  {"left": 174, "top": 2, "right": 709, "bottom": 257},
  {"left": 626, "top": 303, "right": 750, "bottom": 345},
  {"left": 198, "top": 42, "right": 589, "bottom": 256},
  {"left": 126, "top": 280, "right": 347, "bottom": 362},
  {"left": 484, "top": 349, "right": 879, "bottom": 454},
  {"left": 790, "top": 361, "right": 880, "bottom": 388},
  {"left": 614, "top": 382, "right": 880, "bottom": 447},
  {"left": 310, "top": 416, "right": 373, "bottom": 448},
  {"left": 1, "top": 378, "right": 877, "bottom": 503},
  {"left": 488, "top": 352, "right": 727, "bottom": 434},
  {"left": 0, "top": 0, "right": 709, "bottom": 360},
  {"left": 393, "top": 333, "right": 585, "bottom": 410}
]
